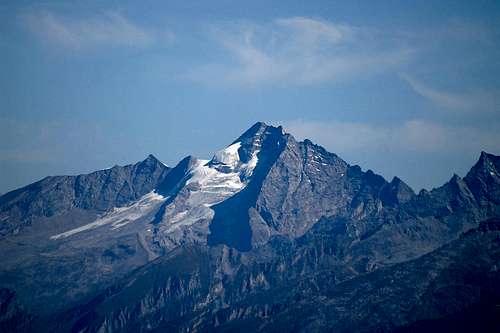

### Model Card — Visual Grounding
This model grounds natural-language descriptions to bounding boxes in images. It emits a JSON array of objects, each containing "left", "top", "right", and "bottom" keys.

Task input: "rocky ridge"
[{"left": 0, "top": 122, "right": 499, "bottom": 332}]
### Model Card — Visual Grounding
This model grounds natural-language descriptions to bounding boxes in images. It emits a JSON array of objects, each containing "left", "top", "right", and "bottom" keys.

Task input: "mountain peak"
[
  {"left": 235, "top": 121, "right": 268, "bottom": 143},
  {"left": 464, "top": 151, "right": 500, "bottom": 204},
  {"left": 142, "top": 154, "right": 162, "bottom": 164},
  {"left": 252, "top": 121, "right": 268, "bottom": 128},
  {"left": 156, "top": 155, "right": 197, "bottom": 196},
  {"left": 235, "top": 122, "right": 287, "bottom": 141},
  {"left": 230, "top": 122, "right": 288, "bottom": 165},
  {"left": 238, "top": 121, "right": 265, "bottom": 136},
  {"left": 146, "top": 153, "right": 158, "bottom": 161},
  {"left": 4, "top": 120, "right": 500, "bottom": 332},
  {"left": 478, "top": 150, "right": 499, "bottom": 165},
  {"left": 136, "top": 154, "right": 169, "bottom": 171},
  {"left": 467, "top": 151, "right": 499, "bottom": 178},
  {"left": 480, "top": 150, "right": 493, "bottom": 160},
  {"left": 380, "top": 176, "right": 415, "bottom": 206}
]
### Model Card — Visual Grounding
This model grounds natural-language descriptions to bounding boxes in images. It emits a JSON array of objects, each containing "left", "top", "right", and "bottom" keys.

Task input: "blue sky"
[{"left": 1, "top": 0, "right": 500, "bottom": 193}]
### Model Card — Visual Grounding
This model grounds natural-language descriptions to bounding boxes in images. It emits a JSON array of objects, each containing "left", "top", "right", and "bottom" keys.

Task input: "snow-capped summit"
[
  {"left": 2, "top": 122, "right": 500, "bottom": 333},
  {"left": 151, "top": 136, "right": 263, "bottom": 247}
]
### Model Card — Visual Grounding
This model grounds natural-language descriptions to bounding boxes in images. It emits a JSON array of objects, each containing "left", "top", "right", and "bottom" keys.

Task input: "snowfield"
[
  {"left": 156, "top": 141, "right": 260, "bottom": 242},
  {"left": 50, "top": 191, "right": 166, "bottom": 240}
]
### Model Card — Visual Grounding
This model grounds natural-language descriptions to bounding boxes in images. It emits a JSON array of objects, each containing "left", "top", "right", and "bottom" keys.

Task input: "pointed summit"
[
  {"left": 465, "top": 151, "right": 500, "bottom": 180},
  {"left": 156, "top": 155, "right": 197, "bottom": 196},
  {"left": 133, "top": 154, "right": 169, "bottom": 181},
  {"left": 147, "top": 153, "right": 158, "bottom": 160},
  {"left": 231, "top": 122, "right": 289, "bottom": 164},
  {"left": 139, "top": 154, "right": 166, "bottom": 167},
  {"left": 380, "top": 176, "right": 415, "bottom": 206},
  {"left": 234, "top": 121, "right": 288, "bottom": 142},
  {"left": 464, "top": 151, "right": 500, "bottom": 204},
  {"left": 235, "top": 121, "right": 269, "bottom": 142},
  {"left": 480, "top": 150, "right": 495, "bottom": 160},
  {"left": 447, "top": 173, "right": 469, "bottom": 193},
  {"left": 484, "top": 151, "right": 500, "bottom": 169}
]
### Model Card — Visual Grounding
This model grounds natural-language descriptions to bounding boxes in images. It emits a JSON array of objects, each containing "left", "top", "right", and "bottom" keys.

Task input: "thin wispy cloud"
[
  {"left": 401, "top": 73, "right": 500, "bottom": 112},
  {"left": 20, "top": 10, "right": 171, "bottom": 49},
  {"left": 401, "top": 73, "right": 473, "bottom": 109},
  {"left": 186, "top": 17, "right": 413, "bottom": 86}
]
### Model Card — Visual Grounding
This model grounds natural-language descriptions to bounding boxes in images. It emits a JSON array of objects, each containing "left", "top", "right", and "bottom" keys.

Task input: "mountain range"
[{"left": 0, "top": 122, "right": 499, "bottom": 332}]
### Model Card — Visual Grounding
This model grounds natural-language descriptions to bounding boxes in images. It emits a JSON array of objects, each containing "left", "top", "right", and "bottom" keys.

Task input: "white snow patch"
[
  {"left": 243, "top": 150, "right": 260, "bottom": 178},
  {"left": 211, "top": 142, "right": 241, "bottom": 168},
  {"left": 184, "top": 157, "right": 245, "bottom": 207},
  {"left": 50, "top": 192, "right": 166, "bottom": 240},
  {"left": 491, "top": 171, "right": 496, "bottom": 176},
  {"left": 160, "top": 143, "right": 260, "bottom": 234}
]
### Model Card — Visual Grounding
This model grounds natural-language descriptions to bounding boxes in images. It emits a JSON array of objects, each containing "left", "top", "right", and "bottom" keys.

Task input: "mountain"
[
  {"left": 0, "top": 122, "right": 499, "bottom": 332},
  {"left": 0, "top": 154, "right": 170, "bottom": 236}
]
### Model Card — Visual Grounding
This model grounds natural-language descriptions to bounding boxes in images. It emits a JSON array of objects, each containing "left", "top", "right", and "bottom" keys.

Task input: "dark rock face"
[
  {"left": 0, "top": 289, "right": 34, "bottom": 333},
  {"left": 1, "top": 122, "right": 500, "bottom": 332},
  {"left": 208, "top": 124, "right": 288, "bottom": 251},
  {"left": 464, "top": 151, "right": 500, "bottom": 207},
  {"left": 380, "top": 176, "right": 415, "bottom": 206},
  {"left": 156, "top": 155, "right": 196, "bottom": 197}
]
